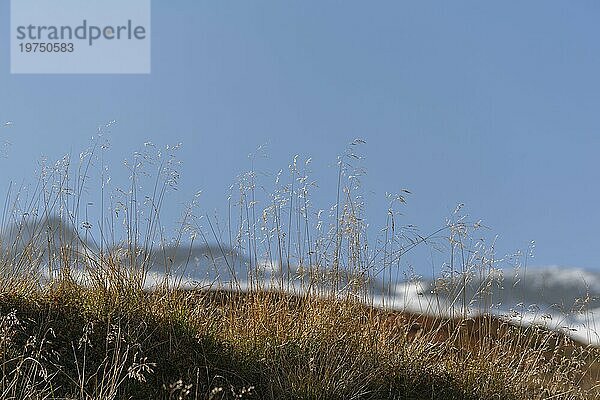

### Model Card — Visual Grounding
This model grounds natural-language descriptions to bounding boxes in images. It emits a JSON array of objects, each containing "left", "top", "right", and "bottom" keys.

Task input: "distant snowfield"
[{"left": 2, "top": 217, "right": 600, "bottom": 346}]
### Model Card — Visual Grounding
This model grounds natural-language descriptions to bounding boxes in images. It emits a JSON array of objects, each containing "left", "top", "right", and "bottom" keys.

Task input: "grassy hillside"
[
  {"left": 0, "top": 143, "right": 598, "bottom": 399},
  {"left": 0, "top": 281, "right": 598, "bottom": 400}
]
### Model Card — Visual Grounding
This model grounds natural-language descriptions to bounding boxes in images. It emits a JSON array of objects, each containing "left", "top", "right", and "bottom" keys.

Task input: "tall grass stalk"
[{"left": 0, "top": 138, "right": 597, "bottom": 399}]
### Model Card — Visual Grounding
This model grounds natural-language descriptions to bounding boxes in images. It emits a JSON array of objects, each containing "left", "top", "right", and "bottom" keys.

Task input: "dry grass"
[
  {"left": 0, "top": 138, "right": 598, "bottom": 399},
  {"left": 0, "top": 285, "right": 598, "bottom": 400}
]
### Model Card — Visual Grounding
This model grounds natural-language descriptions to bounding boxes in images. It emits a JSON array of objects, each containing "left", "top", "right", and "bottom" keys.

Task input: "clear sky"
[{"left": 1, "top": 1, "right": 599, "bottom": 275}]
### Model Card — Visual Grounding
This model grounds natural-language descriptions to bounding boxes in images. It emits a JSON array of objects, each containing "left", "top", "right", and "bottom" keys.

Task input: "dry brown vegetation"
[
  {"left": 0, "top": 139, "right": 598, "bottom": 399},
  {"left": 0, "top": 284, "right": 599, "bottom": 399}
]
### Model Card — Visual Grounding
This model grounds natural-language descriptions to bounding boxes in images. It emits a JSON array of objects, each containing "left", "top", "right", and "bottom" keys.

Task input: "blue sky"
[{"left": 1, "top": 1, "right": 599, "bottom": 275}]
